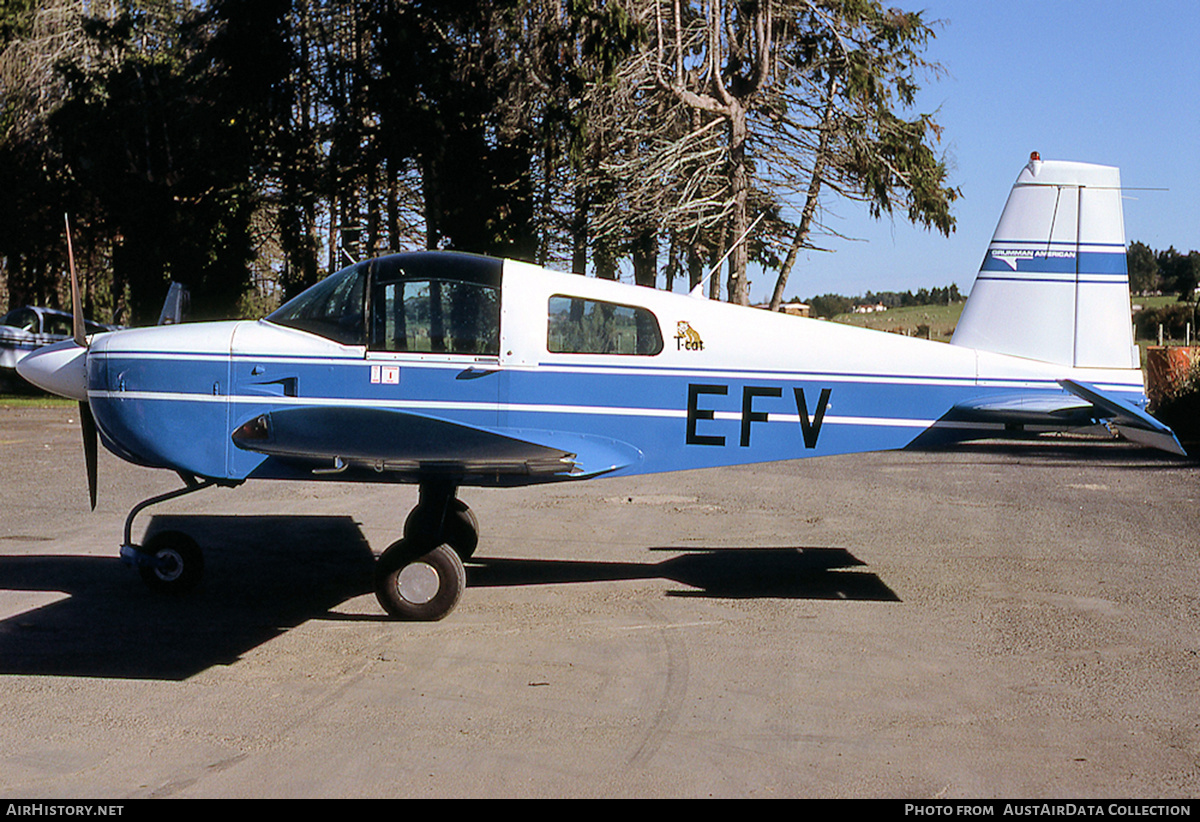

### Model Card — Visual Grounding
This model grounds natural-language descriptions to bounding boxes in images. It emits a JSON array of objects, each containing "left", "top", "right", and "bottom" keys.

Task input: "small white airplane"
[
  {"left": 18, "top": 154, "right": 1184, "bottom": 621},
  {"left": 1, "top": 283, "right": 183, "bottom": 386},
  {"left": 0, "top": 306, "right": 117, "bottom": 374}
]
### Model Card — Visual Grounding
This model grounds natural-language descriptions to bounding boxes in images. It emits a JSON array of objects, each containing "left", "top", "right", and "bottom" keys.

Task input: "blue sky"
[{"left": 743, "top": 0, "right": 1200, "bottom": 304}]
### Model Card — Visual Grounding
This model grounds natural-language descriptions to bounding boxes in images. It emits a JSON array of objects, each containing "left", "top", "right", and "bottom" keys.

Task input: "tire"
[
  {"left": 137, "top": 530, "right": 204, "bottom": 593},
  {"left": 374, "top": 539, "right": 465, "bottom": 621},
  {"left": 404, "top": 498, "right": 479, "bottom": 560}
]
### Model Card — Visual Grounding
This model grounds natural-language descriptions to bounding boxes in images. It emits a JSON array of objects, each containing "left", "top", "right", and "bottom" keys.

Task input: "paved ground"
[{"left": 1, "top": 404, "right": 1198, "bottom": 798}]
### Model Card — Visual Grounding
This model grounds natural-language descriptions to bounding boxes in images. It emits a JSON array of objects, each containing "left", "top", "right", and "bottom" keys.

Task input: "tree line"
[
  {"left": 0, "top": 0, "right": 958, "bottom": 325},
  {"left": 804, "top": 284, "right": 960, "bottom": 319},
  {"left": 803, "top": 239, "right": 1200, "bottom": 324}
]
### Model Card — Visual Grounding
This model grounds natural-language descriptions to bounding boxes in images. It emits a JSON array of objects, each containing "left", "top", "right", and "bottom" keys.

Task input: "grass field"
[
  {"left": 828, "top": 302, "right": 965, "bottom": 342},
  {"left": 1132, "top": 295, "right": 1181, "bottom": 310},
  {"left": 0, "top": 393, "right": 73, "bottom": 408},
  {"left": 828, "top": 294, "right": 1196, "bottom": 348}
]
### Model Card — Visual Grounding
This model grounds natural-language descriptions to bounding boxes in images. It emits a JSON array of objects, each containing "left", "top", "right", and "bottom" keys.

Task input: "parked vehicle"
[{"left": 0, "top": 306, "right": 118, "bottom": 390}]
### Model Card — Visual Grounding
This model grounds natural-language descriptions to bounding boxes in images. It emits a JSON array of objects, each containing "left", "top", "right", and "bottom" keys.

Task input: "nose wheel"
[
  {"left": 119, "top": 476, "right": 223, "bottom": 594},
  {"left": 135, "top": 530, "right": 205, "bottom": 593}
]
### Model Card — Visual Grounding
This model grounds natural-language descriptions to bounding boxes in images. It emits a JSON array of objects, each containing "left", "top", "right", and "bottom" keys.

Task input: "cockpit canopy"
[{"left": 267, "top": 252, "right": 502, "bottom": 354}]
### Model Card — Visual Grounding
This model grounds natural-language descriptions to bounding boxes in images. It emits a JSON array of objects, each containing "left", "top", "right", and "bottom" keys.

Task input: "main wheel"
[
  {"left": 137, "top": 530, "right": 204, "bottom": 593},
  {"left": 374, "top": 539, "right": 466, "bottom": 621},
  {"left": 404, "top": 498, "right": 479, "bottom": 560}
]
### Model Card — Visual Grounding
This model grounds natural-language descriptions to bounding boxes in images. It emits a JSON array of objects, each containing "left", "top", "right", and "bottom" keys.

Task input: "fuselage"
[{"left": 72, "top": 257, "right": 1146, "bottom": 485}]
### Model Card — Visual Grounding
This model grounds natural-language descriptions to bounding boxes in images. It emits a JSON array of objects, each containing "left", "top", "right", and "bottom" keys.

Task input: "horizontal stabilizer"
[
  {"left": 949, "top": 392, "right": 1095, "bottom": 424},
  {"left": 1058, "top": 380, "right": 1187, "bottom": 456},
  {"left": 907, "top": 382, "right": 1185, "bottom": 456}
]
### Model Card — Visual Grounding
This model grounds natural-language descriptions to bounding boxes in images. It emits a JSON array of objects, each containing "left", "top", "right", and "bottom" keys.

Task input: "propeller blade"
[
  {"left": 65, "top": 213, "right": 86, "bottom": 348},
  {"left": 79, "top": 401, "right": 98, "bottom": 510}
]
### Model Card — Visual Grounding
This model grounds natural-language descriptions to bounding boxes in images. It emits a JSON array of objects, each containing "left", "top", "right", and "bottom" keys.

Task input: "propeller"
[
  {"left": 64, "top": 213, "right": 98, "bottom": 510},
  {"left": 80, "top": 399, "right": 98, "bottom": 510}
]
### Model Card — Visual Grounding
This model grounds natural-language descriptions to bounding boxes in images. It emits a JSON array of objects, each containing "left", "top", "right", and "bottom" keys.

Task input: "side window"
[
  {"left": 371, "top": 279, "right": 499, "bottom": 355},
  {"left": 43, "top": 314, "right": 73, "bottom": 336},
  {"left": 547, "top": 295, "right": 663, "bottom": 356}
]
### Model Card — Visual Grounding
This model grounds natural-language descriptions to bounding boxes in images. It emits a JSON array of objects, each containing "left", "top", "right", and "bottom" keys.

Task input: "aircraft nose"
[{"left": 16, "top": 339, "right": 89, "bottom": 401}]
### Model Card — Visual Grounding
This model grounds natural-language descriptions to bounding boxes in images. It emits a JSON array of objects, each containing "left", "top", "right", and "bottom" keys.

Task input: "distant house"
[{"left": 753, "top": 302, "right": 810, "bottom": 318}]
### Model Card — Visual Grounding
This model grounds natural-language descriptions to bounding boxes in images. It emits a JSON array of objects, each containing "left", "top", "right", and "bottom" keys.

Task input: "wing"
[{"left": 231, "top": 406, "right": 643, "bottom": 481}]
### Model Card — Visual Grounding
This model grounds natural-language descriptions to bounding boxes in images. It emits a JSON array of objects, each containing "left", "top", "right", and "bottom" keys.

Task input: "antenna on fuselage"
[{"left": 690, "top": 211, "right": 766, "bottom": 300}]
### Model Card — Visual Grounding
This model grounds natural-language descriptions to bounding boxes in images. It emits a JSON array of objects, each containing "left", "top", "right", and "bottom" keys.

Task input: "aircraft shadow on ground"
[
  {"left": 0, "top": 515, "right": 376, "bottom": 681},
  {"left": 467, "top": 547, "right": 899, "bottom": 602},
  {"left": 0, "top": 516, "right": 896, "bottom": 681}
]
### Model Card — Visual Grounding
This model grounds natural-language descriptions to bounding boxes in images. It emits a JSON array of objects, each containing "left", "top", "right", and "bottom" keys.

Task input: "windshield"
[
  {"left": 1, "top": 308, "right": 38, "bottom": 332},
  {"left": 267, "top": 252, "right": 504, "bottom": 347},
  {"left": 268, "top": 262, "right": 368, "bottom": 344}
]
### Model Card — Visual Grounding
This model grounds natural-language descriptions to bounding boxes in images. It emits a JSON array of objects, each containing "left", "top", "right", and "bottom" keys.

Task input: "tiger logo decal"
[{"left": 675, "top": 321, "right": 704, "bottom": 351}]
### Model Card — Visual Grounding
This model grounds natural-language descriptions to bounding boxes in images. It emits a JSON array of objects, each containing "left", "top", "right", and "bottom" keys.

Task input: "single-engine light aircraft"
[{"left": 18, "top": 156, "right": 1185, "bottom": 621}]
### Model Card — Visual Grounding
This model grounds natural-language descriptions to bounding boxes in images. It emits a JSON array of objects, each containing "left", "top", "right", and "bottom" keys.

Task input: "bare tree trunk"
[
  {"left": 709, "top": 224, "right": 727, "bottom": 300},
  {"left": 769, "top": 75, "right": 839, "bottom": 311},
  {"left": 653, "top": 0, "right": 772, "bottom": 303},
  {"left": 665, "top": 233, "right": 680, "bottom": 292},
  {"left": 366, "top": 158, "right": 379, "bottom": 258},
  {"left": 727, "top": 102, "right": 749, "bottom": 304},
  {"left": 688, "top": 244, "right": 704, "bottom": 291},
  {"left": 595, "top": 236, "right": 617, "bottom": 280},
  {"left": 571, "top": 183, "right": 588, "bottom": 275}
]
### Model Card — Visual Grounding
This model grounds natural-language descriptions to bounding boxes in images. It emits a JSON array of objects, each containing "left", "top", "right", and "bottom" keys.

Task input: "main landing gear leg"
[
  {"left": 118, "top": 474, "right": 226, "bottom": 593},
  {"left": 374, "top": 479, "right": 477, "bottom": 621}
]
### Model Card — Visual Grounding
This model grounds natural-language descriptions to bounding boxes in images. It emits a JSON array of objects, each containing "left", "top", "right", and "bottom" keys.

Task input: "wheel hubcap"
[
  {"left": 397, "top": 561, "right": 440, "bottom": 604},
  {"left": 154, "top": 549, "right": 183, "bottom": 582}
]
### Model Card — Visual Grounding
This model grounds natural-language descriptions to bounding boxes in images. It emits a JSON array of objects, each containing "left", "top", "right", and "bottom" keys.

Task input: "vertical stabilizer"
[{"left": 951, "top": 156, "right": 1137, "bottom": 369}]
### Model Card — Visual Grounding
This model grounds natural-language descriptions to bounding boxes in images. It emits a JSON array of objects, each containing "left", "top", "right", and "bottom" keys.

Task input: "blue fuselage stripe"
[{"left": 86, "top": 352, "right": 1144, "bottom": 482}]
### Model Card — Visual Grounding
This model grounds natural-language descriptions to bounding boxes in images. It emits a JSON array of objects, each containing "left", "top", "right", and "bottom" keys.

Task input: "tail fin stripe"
[
  {"left": 980, "top": 251, "right": 1126, "bottom": 275},
  {"left": 974, "top": 275, "right": 1125, "bottom": 285},
  {"left": 989, "top": 240, "right": 1126, "bottom": 248}
]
